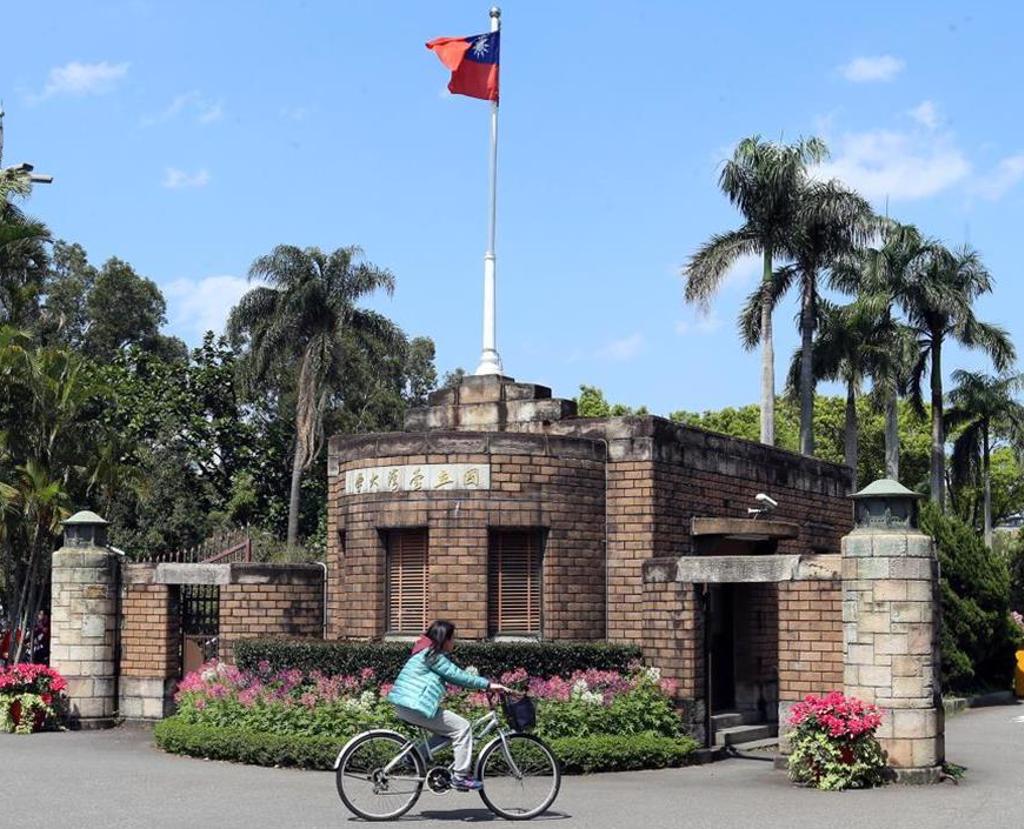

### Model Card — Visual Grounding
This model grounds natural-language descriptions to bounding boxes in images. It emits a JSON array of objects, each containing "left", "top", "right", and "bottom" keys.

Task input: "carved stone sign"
[{"left": 344, "top": 463, "right": 491, "bottom": 495}]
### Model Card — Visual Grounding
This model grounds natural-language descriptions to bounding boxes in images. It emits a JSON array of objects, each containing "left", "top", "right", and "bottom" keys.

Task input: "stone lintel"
[
  {"left": 154, "top": 563, "right": 229, "bottom": 585},
  {"left": 151, "top": 562, "right": 323, "bottom": 586},
  {"left": 649, "top": 554, "right": 841, "bottom": 584}
]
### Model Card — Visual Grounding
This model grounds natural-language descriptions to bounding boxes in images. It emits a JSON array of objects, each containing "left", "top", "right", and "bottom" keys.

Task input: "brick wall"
[
  {"left": 220, "top": 578, "right": 323, "bottom": 663},
  {"left": 587, "top": 417, "right": 852, "bottom": 648},
  {"left": 605, "top": 459, "right": 656, "bottom": 645},
  {"left": 778, "top": 579, "right": 844, "bottom": 701},
  {"left": 121, "top": 580, "right": 179, "bottom": 679},
  {"left": 327, "top": 433, "right": 606, "bottom": 642},
  {"left": 641, "top": 568, "right": 706, "bottom": 739}
]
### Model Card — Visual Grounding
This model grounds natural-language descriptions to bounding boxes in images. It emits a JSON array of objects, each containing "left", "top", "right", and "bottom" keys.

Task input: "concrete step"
[
  {"left": 710, "top": 710, "right": 764, "bottom": 729},
  {"left": 728, "top": 737, "right": 779, "bottom": 753},
  {"left": 713, "top": 723, "right": 778, "bottom": 747},
  {"left": 710, "top": 711, "right": 745, "bottom": 730}
]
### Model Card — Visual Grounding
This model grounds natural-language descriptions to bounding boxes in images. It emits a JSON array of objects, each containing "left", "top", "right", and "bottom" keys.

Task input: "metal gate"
[{"left": 181, "top": 585, "right": 219, "bottom": 676}]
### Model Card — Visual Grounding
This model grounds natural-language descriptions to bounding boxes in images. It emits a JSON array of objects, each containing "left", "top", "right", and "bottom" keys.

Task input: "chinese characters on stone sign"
[{"left": 344, "top": 463, "right": 491, "bottom": 495}]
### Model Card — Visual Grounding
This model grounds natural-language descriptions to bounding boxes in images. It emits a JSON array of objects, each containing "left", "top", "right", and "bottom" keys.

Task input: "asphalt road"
[{"left": 2, "top": 703, "right": 1023, "bottom": 829}]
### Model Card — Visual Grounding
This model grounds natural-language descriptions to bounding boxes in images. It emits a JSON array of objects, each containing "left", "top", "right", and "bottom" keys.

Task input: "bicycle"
[{"left": 334, "top": 691, "right": 561, "bottom": 821}]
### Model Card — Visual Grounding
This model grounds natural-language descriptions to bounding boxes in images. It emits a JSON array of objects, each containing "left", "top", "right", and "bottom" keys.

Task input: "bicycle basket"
[{"left": 502, "top": 694, "right": 536, "bottom": 732}]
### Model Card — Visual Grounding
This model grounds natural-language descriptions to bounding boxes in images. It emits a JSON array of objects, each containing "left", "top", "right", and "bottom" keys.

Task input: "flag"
[{"left": 426, "top": 31, "right": 499, "bottom": 102}]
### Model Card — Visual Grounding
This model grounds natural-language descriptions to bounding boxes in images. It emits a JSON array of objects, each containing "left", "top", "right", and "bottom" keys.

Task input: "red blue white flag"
[{"left": 426, "top": 31, "right": 500, "bottom": 102}]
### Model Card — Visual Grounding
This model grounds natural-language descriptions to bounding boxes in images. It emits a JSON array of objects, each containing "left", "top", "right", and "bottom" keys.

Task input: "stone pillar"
[
  {"left": 49, "top": 511, "right": 119, "bottom": 729},
  {"left": 842, "top": 480, "right": 943, "bottom": 783}
]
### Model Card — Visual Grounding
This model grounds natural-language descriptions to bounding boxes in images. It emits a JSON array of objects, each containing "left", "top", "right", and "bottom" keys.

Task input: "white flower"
[
  {"left": 571, "top": 679, "right": 589, "bottom": 698},
  {"left": 201, "top": 668, "right": 217, "bottom": 683},
  {"left": 359, "top": 690, "right": 375, "bottom": 709},
  {"left": 465, "top": 666, "right": 480, "bottom": 676},
  {"left": 644, "top": 667, "right": 662, "bottom": 683},
  {"left": 580, "top": 690, "right": 604, "bottom": 706}
]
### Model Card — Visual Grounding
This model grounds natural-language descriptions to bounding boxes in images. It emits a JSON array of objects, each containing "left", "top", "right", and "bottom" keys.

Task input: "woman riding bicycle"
[{"left": 387, "top": 620, "right": 511, "bottom": 791}]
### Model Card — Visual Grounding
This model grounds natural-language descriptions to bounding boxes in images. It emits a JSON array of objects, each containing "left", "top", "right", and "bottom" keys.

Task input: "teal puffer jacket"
[{"left": 387, "top": 646, "right": 489, "bottom": 718}]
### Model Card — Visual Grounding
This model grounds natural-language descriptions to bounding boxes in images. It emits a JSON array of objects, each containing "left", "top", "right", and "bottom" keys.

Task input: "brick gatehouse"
[{"left": 327, "top": 375, "right": 852, "bottom": 743}]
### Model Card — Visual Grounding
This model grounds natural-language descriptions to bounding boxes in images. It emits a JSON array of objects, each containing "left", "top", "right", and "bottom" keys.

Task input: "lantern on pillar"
[
  {"left": 849, "top": 479, "right": 924, "bottom": 532},
  {"left": 62, "top": 510, "right": 110, "bottom": 549}
]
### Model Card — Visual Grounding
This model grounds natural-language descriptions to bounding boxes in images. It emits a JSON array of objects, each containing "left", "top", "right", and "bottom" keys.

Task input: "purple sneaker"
[{"left": 452, "top": 774, "right": 483, "bottom": 791}]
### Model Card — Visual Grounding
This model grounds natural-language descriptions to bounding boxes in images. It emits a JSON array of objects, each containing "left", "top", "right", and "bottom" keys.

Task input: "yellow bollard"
[{"left": 1016, "top": 650, "right": 1024, "bottom": 698}]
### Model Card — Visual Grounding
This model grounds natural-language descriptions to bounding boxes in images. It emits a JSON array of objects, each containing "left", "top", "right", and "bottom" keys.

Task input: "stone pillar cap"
[
  {"left": 63, "top": 510, "right": 110, "bottom": 525},
  {"left": 850, "top": 479, "right": 924, "bottom": 500}
]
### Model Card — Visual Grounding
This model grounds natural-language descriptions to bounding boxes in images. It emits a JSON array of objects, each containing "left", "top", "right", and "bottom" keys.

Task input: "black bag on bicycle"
[{"left": 502, "top": 693, "right": 536, "bottom": 732}]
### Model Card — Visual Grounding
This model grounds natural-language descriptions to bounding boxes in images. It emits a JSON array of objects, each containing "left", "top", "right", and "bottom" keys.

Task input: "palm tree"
[
  {"left": 895, "top": 245, "right": 1015, "bottom": 508},
  {"left": 0, "top": 461, "right": 70, "bottom": 663},
  {"left": 741, "top": 181, "right": 875, "bottom": 455},
  {"left": 945, "top": 370, "right": 1024, "bottom": 547},
  {"left": 0, "top": 168, "right": 50, "bottom": 328},
  {"left": 684, "top": 136, "right": 827, "bottom": 446},
  {"left": 781, "top": 300, "right": 869, "bottom": 489},
  {"left": 833, "top": 222, "right": 933, "bottom": 480},
  {"left": 228, "top": 245, "right": 400, "bottom": 548}
]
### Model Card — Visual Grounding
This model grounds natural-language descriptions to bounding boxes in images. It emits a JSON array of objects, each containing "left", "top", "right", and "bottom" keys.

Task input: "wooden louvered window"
[
  {"left": 488, "top": 530, "right": 543, "bottom": 637},
  {"left": 386, "top": 529, "right": 428, "bottom": 635}
]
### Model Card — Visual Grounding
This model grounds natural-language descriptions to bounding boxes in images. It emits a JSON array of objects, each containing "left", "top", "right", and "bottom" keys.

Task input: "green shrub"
[
  {"left": 235, "top": 638, "right": 642, "bottom": 682},
  {"left": 534, "top": 680, "right": 682, "bottom": 739},
  {"left": 921, "top": 503, "right": 1016, "bottom": 692},
  {"left": 154, "top": 717, "right": 697, "bottom": 774}
]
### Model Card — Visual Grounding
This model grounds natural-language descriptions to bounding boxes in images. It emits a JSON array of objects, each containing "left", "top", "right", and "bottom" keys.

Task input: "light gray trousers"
[{"left": 393, "top": 704, "right": 474, "bottom": 775}]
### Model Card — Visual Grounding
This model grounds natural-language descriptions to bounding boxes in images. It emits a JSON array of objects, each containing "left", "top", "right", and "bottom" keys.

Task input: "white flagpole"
[{"left": 475, "top": 6, "right": 503, "bottom": 376}]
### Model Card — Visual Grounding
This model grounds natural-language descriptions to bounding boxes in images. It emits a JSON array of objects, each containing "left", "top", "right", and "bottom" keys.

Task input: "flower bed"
[
  {"left": 0, "top": 664, "right": 68, "bottom": 734},
  {"left": 158, "top": 660, "right": 696, "bottom": 773},
  {"left": 786, "top": 691, "right": 887, "bottom": 790}
]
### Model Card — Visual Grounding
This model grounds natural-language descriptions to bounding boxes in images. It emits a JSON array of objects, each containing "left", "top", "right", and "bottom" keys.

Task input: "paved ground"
[{"left": 2, "top": 703, "right": 1023, "bottom": 828}]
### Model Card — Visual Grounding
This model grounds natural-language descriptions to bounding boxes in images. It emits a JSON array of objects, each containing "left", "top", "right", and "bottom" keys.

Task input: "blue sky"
[{"left": 3, "top": 1, "right": 1023, "bottom": 415}]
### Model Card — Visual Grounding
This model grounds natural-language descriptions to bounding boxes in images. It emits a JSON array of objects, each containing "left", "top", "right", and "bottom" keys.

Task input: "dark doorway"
[
  {"left": 180, "top": 584, "right": 219, "bottom": 676},
  {"left": 708, "top": 584, "right": 735, "bottom": 711}
]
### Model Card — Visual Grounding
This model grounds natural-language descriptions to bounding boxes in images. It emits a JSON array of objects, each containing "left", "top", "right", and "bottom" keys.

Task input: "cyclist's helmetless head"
[{"left": 424, "top": 619, "right": 456, "bottom": 654}]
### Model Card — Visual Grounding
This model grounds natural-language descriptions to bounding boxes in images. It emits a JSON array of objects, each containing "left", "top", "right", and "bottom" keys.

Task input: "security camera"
[{"left": 755, "top": 493, "right": 778, "bottom": 509}]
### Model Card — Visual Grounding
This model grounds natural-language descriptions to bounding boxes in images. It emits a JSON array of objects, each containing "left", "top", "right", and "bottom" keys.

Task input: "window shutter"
[
  {"left": 386, "top": 529, "right": 428, "bottom": 634},
  {"left": 489, "top": 531, "right": 542, "bottom": 636}
]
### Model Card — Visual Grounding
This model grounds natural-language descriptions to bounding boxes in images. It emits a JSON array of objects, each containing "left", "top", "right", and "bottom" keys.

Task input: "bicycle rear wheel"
[
  {"left": 336, "top": 731, "right": 424, "bottom": 821},
  {"left": 476, "top": 733, "right": 561, "bottom": 820}
]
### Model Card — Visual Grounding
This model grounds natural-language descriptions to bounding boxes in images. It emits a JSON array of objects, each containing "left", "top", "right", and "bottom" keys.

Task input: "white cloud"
[
  {"left": 675, "top": 311, "right": 723, "bottom": 336},
  {"left": 972, "top": 154, "right": 1024, "bottom": 200},
  {"left": 280, "top": 105, "right": 309, "bottom": 121},
  {"left": 814, "top": 129, "right": 970, "bottom": 201},
  {"left": 197, "top": 102, "right": 223, "bottom": 123},
  {"left": 144, "top": 91, "right": 223, "bottom": 126},
  {"left": 596, "top": 332, "right": 645, "bottom": 362},
  {"left": 908, "top": 100, "right": 939, "bottom": 130},
  {"left": 164, "top": 275, "right": 252, "bottom": 339},
  {"left": 34, "top": 61, "right": 129, "bottom": 100},
  {"left": 162, "top": 167, "right": 210, "bottom": 189},
  {"left": 839, "top": 55, "right": 905, "bottom": 83}
]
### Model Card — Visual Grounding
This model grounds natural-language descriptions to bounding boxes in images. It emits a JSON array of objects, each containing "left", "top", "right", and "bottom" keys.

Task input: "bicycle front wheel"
[
  {"left": 336, "top": 731, "right": 424, "bottom": 821},
  {"left": 476, "top": 733, "right": 561, "bottom": 820}
]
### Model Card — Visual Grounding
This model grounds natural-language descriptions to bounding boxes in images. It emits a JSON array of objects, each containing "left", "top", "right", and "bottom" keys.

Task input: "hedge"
[
  {"left": 153, "top": 717, "right": 697, "bottom": 775},
  {"left": 235, "top": 638, "right": 642, "bottom": 681},
  {"left": 921, "top": 503, "right": 1016, "bottom": 692}
]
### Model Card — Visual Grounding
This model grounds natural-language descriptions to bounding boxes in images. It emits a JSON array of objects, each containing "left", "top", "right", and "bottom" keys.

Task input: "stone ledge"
[
  {"left": 149, "top": 562, "right": 324, "bottom": 586},
  {"left": 329, "top": 431, "right": 607, "bottom": 466}
]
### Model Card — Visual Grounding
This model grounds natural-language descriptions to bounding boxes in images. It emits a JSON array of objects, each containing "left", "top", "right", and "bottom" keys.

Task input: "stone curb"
[{"left": 943, "top": 690, "right": 1019, "bottom": 715}]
